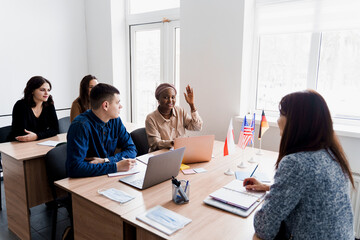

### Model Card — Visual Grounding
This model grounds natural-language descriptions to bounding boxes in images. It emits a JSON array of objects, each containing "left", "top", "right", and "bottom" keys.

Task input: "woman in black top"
[{"left": 10, "top": 76, "right": 59, "bottom": 141}]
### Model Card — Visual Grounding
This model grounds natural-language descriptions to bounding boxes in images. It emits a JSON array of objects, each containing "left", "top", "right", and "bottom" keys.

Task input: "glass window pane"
[
  {"left": 130, "top": 0, "right": 179, "bottom": 14},
  {"left": 133, "top": 29, "right": 161, "bottom": 124},
  {"left": 256, "top": 33, "right": 311, "bottom": 112},
  {"left": 317, "top": 30, "right": 360, "bottom": 120}
]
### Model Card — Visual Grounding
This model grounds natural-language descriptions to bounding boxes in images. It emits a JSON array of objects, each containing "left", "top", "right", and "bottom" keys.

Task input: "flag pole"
[
  {"left": 248, "top": 135, "right": 257, "bottom": 163},
  {"left": 224, "top": 118, "right": 235, "bottom": 175},
  {"left": 257, "top": 138, "right": 264, "bottom": 155},
  {"left": 237, "top": 148, "right": 246, "bottom": 168}
]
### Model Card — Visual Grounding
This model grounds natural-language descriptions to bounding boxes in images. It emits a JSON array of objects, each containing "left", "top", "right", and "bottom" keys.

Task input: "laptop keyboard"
[{"left": 130, "top": 178, "right": 144, "bottom": 188}]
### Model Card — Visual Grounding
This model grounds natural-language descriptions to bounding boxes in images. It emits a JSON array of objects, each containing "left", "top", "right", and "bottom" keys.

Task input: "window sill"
[{"left": 234, "top": 116, "right": 360, "bottom": 139}]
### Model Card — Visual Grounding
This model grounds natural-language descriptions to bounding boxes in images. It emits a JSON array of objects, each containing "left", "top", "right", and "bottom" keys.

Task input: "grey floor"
[{"left": 0, "top": 179, "right": 71, "bottom": 240}]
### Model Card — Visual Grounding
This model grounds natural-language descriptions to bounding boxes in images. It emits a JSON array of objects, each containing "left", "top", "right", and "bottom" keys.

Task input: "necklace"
[
  {"left": 158, "top": 107, "right": 172, "bottom": 117},
  {"left": 32, "top": 105, "right": 43, "bottom": 117}
]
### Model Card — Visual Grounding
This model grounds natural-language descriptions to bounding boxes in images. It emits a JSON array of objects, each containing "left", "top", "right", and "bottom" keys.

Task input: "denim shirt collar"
[{"left": 87, "top": 110, "right": 108, "bottom": 128}]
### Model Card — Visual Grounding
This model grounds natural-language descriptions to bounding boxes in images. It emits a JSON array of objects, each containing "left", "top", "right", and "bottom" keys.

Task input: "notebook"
[
  {"left": 174, "top": 135, "right": 215, "bottom": 164},
  {"left": 119, "top": 147, "right": 185, "bottom": 190},
  {"left": 136, "top": 205, "right": 192, "bottom": 235},
  {"left": 203, "top": 196, "right": 264, "bottom": 218},
  {"left": 235, "top": 171, "right": 271, "bottom": 183},
  {"left": 205, "top": 180, "right": 266, "bottom": 217}
]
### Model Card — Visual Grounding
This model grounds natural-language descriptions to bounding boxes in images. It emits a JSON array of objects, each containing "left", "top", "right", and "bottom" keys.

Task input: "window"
[
  {"left": 317, "top": 30, "right": 360, "bottom": 119},
  {"left": 128, "top": 15, "right": 180, "bottom": 124},
  {"left": 256, "top": 33, "right": 311, "bottom": 112},
  {"left": 130, "top": 24, "right": 161, "bottom": 124},
  {"left": 252, "top": 0, "right": 360, "bottom": 122}
]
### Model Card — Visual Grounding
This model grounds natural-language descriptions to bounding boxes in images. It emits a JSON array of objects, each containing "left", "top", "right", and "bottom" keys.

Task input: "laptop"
[
  {"left": 119, "top": 147, "right": 185, "bottom": 190},
  {"left": 174, "top": 135, "right": 215, "bottom": 164}
]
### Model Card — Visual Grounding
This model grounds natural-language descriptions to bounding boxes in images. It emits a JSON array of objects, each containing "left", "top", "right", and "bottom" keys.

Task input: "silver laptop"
[
  {"left": 174, "top": 135, "right": 215, "bottom": 164},
  {"left": 119, "top": 147, "right": 185, "bottom": 190}
]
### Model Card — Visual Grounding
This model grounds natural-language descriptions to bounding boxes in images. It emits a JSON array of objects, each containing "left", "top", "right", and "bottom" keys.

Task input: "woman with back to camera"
[
  {"left": 70, "top": 74, "right": 98, "bottom": 122},
  {"left": 10, "top": 76, "right": 59, "bottom": 142},
  {"left": 245, "top": 90, "right": 354, "bottom": 240},
  {"left": 145, "top": 83, "right": 203, "bottom": 152}
]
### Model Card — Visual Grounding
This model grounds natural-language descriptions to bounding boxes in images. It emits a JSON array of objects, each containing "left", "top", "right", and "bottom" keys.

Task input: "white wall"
[
  {"left": 0, "top": 0, "right": 88, "bottom": 126},
  {"left": 180, "top": 0, "right": 245, "bottom": 142},
  {"left": 84, "top": 0, "right": 113, "bottom": 85},
  {"left": 84, "top": 0, "right": 129, "bottom": 121}
]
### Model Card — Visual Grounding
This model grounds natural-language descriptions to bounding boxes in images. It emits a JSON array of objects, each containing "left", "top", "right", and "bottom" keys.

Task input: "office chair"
[
  {"left": 0, "top": 125, "right": 12, "bottom": 211},
  {"left": 45, "top": 143, "right": 72, "bottom": 240},
  {"left": 58, "top": 116, "right": 71, "bottom": 134},
  {"left": 130, "top": 127, "right": 149, "bottom": 156}
]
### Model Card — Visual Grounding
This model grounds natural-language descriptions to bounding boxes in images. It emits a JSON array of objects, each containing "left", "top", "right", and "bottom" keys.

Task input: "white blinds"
[{"left": 256, "top": 0, "right": 360, "bottom": 34}]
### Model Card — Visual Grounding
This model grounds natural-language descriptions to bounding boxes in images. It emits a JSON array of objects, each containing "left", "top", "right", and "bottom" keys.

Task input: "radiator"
[{"left": 351, "top": 174, "right": 360, "bottom": 239}]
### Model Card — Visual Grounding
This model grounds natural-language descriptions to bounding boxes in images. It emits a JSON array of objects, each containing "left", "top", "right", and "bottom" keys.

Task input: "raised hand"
[{"left": 183, "top": 85, "right": 196, "bottom": 111}]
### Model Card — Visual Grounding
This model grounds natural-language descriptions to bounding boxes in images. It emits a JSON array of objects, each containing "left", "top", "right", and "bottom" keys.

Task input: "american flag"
[
  {"left": 237, "top": 116, "right": 247, "bottom": 148},
  {"left": 238, "top": 114, "right": 255, "bottom": 149},
  {"left": 249, "top": 113, "right": 255, "bottom": 145},
  {"left": 240, "top": 125, "right": 253, "bottom": 149}
]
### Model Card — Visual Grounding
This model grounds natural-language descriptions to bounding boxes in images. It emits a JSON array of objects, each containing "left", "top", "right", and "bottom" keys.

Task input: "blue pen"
[
  {"left": 184, "top": 180, "right": 189, "bottom": 193},
  {"left": 245, "top": 164, "right": 259, "bottom": 186}
]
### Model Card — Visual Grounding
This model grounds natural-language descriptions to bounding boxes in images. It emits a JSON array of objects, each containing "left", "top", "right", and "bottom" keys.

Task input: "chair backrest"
[
  {"left": 45, "top": 143, "right": 68, "bottom": 189},
  {"left": 58, "top": 116, "right": 71, "bottom": 134},
  {"left": 0, "top": 125, "right": 12, "bottom": 143},
  {"left": 130, "top": 127, "right": 149, "bottom": 156}
]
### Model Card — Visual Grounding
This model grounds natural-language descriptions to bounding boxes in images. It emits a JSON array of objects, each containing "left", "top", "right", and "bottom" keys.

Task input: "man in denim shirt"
[{"left": 66, "top": 83, "right": 137, "bottom": 177}]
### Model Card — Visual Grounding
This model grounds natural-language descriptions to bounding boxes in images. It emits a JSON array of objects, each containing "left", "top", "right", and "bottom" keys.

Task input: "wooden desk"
[
  {"left": 0, "top": 121, "right": 140, "bottom": 240},
  {"left": 0, "top": 134, "right": 67, "bottom": 240},
  {"left": 55, "top": 142, "right": 278, "bottom": 240}
]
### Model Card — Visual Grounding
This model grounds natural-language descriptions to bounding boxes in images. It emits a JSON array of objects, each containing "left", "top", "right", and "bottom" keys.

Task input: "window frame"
[
  {"left": 125, "top": 1, "right": 180, "bottom": 123},
  {"left": 252, "top": 30, "right": 360, "bottom": 126},
  {"left": 239, "top": 1, "right": 360, "bottom": 137}
]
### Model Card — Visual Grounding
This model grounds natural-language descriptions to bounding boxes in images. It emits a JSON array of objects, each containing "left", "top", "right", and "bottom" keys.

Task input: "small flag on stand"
[
  {"left": 237, "top": 116, "right": 247, "bottom": 148},
  {"left": 240, "top": 125, "right": 253, "bottom": 149},
  {"left": 258, "top": 110, "right": 269, "bottom": 139},
  {"left": 224, "top": 119, "right": 235, "bottom": 156},
  {"left": 238, "top": 114, "right": 255, "bottom": 149},
  {"left": 249, "top": 113, "right": 255, "bottom": 145}
]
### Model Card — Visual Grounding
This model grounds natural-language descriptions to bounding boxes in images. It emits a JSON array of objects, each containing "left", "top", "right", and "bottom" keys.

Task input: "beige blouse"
[
  {"left": 70, "top": 98, "right": 84, "bottom": 122},
  {"left": 145, "top": 105, "right": 203, "bottom": 151}
]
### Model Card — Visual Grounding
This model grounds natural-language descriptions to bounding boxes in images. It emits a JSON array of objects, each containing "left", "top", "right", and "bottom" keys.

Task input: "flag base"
[
  {"left": 237, "top": 161, "right": 246, "bottom": 168},
  {"left": 224, "top": 169, "right": 234, "bottom": 175},
  {"left": 256, "top": 149, "right": 264, "bottom": 155},
  {"left": 248, "top": 157, "right": 257, "bottom": 163}
]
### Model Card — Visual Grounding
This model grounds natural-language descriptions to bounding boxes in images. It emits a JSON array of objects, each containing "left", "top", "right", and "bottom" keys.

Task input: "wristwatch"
[{"left": 104, "top": 158, "right": 110, "bottom": 163}]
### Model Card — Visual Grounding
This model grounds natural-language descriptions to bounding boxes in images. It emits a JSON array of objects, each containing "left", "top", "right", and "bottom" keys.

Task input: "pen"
[
  {"left": 245, "top": 164, "right": 259, "bottom": 186},
  {"left": 184, "top": 180, "right": 189, "bottom": 193},
  {"left": 178, "top": 185, "right": 189, "bottom": 202}
]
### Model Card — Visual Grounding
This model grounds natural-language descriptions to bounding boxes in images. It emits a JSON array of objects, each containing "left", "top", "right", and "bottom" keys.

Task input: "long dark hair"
[
  {"left": 77, "top": 75, "right": 97, "bottom": 113},
  {"left": 24, "top": 76, "right": 53, "bottom": 107},
  {"left": 277, "top": 90, "right": 354, "bottom": 187}
]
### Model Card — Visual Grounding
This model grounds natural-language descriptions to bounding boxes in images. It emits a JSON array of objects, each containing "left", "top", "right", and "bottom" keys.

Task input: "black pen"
[{"left": 245, "top": 164, "right": 259, "bottom": 186}]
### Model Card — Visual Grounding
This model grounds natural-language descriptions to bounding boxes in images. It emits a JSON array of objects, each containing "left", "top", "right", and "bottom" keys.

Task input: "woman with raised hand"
[
  {"left": 70, "top": 74, "right": 98, "bottom": 122},
  {"left": 245, "top": 90, "right": 354, "bottom": 240},
  {"left": 145, "top": 83, "right": 203, "bottom": 151},
  {"left": 10, "top": 76, "right": 59, "bottom": 142}
]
